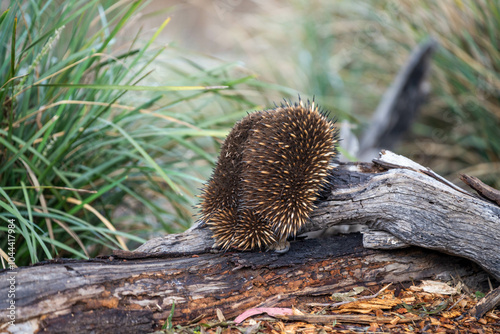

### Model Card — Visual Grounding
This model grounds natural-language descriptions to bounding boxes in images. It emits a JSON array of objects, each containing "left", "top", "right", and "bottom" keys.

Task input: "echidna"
[{"left": 199, "top": 100, "right": 338, "bottom": 251}]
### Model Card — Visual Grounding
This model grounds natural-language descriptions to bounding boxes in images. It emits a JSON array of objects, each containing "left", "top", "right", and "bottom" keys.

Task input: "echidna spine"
[{"left": 199, "top": 99, "right": 338, "bottom": 251}]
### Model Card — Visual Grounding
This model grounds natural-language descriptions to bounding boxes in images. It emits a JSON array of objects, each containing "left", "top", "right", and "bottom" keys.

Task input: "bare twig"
[
  {"left": 307, "top": 283, "right": 393, "bottom": 307},
  {"left": 275, "top": 313, "right": 420, "bottom": 325}
]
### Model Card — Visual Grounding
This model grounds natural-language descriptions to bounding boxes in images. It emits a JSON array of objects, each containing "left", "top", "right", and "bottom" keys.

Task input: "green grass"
[
  {"left": 214, "top": 0, "right": 500, "bottom": 186},
  {"left": 0, "top": 0, "right": 278, "bottom": 267},
  {"left": 362, "top": 0, "right": 500, "bottom": 186},
  {"left": 3, "top": 0, "right": 498, "bottom": 267},
  {"left": 339, "top": 1, "right": 500, "bottom": 184}
]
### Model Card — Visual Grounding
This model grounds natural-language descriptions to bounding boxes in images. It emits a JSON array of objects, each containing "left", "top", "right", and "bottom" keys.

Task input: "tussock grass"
[
  {"left": 0, "top": 0, "right": 273, "bottom": 266},
  {"left": 3, "top": 0, "right": 498, "bottom": 266},
  {"left": 383, "top": 0, "right": 500, "bottom": 186},
  {"left": 339, "top": 1, "right": 500, "bottom": 183},
  {"left": 201, "top": 0, "right": 499, "bottom": 185}
]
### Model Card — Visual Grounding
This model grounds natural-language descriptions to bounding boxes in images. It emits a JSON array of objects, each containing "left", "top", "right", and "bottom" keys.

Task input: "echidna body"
[
  {"left": 199, "top": 111, "right": 263, "bottom": 217},
  {"left": 199, "top": 100, "right": 338, "bottom": 251},
  {"left": 199, "top": 111, "right": 268, "bottom": 249},
  {"left": 242, "top": 103, "right": 337, "bottom": 240}
]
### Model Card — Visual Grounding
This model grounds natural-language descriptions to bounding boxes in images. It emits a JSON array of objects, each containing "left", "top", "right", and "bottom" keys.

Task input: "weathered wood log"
[
  {"left": 1, "top": 151, "right": 499, "bottom": 333},
  {"left": 460, "top": 174, "right": 500, "bottom": 206},
  {"left": 137, "top": 150, "right": 500, "bottom": 281},
  {"left": 312, "top": 151, "right": 500, "bottom": 280},
  {"left": 358, "top": 39, "right": 437, "bottom": 160},
  {"left": 0, "top": 235, "right": 491, "bottom": 333},
  {"left": 471, "top": 286, "right": 500, "bottom": 319}
]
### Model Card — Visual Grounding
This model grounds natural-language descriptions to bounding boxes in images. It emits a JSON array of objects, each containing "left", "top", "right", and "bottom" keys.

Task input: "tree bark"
[
  {"left": 0, "top": 235, "right": 491, "bottom": 334},
  {"left": 137, "top": 150, "right": 500, "bottom": 281},
  {"left": 1, "top": 151, "right": 499, "bottom": 333},
  {"left": 311, "top": 152, "right": 500, "bottom": 281}
]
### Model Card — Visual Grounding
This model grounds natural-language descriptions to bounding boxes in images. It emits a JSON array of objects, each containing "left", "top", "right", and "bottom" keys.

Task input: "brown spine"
[{"left": 200, "top": 100, "right": 338, "bottom": 251}]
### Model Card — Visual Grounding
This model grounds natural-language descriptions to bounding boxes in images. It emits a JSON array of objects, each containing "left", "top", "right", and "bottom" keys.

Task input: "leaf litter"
[{"left": 158, "top": 280, "right": 500, "bottom": 333}]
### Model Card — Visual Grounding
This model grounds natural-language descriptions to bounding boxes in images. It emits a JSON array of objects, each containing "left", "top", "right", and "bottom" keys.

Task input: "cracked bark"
[{"left": 1, "top": 151, "right": 498, "bottom": 334}]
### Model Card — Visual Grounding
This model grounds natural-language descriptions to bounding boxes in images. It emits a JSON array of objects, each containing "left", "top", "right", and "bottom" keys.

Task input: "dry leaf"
[
  {"left": 486, "top": 312, "right": 499, "bottom": 320},
  {"left": 216, "top": 308, "right": 225, "bottom": 322},
  {"left": 368, "top": 322, "right": 379, "bottom": 331},
  {"left": 441, "top": 310, "right": 461, "bottom": 319},
  {"left": 244, "top": 321, "right": 261, "bottom": 334},
  {"left": 420, "top": 280, "right": 457, "bottom": 295},
  {"left": 396, "top": 307, "right": 407, "bottom": 314},
  {"left": 234, "top": 307, "right": 293, "bottom": 324},
  {"left": 330, "top": 287, "right": 366, "bottom": 301},
  {"left": 401, "top": 297, "right": 416, "bottom": 303},
  {"left": 459, "top": 299, "right": 468, "bottom": 309}
]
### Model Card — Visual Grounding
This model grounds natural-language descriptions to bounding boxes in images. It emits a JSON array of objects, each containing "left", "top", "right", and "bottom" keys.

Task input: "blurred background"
[{"left": 1, "top": 0, "right": 499, "bottom": 265}]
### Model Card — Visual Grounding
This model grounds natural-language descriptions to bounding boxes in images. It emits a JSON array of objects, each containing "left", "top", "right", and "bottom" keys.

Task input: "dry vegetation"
[
  {"left": 2, "top": 1, "right": 499, "bottom": 332},
  {"left": 160, "top": 281, "right": 499, "bottom": 333}
]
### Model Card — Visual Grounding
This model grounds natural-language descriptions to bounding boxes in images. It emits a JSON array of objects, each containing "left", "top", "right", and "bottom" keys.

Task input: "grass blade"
[{"left": 35, "top": 83, "right": 229, "bottom": 91}]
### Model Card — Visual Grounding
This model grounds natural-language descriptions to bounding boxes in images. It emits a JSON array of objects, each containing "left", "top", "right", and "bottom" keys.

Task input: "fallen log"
[
  {"left": 137, "top": 150, "right": 500, "bottom": 281},
  {"left": 0, "top": 235, "right": 491, "bottom": 333},
  {"left": 312, "top": 150, "right": 500, "bottom": 280},
  {"left": 1, "top": 151, "right": 499, "bottom": 333}
]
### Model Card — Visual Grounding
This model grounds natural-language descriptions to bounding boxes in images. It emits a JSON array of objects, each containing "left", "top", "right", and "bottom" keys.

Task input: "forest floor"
[{"left": 159, "top": 280, "right": 500, "bottom": 333}]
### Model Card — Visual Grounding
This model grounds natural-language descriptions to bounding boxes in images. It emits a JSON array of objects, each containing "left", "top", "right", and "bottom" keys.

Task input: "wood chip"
[{"left": 420, "top": 280, "right": 458, "bottom": 295}]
